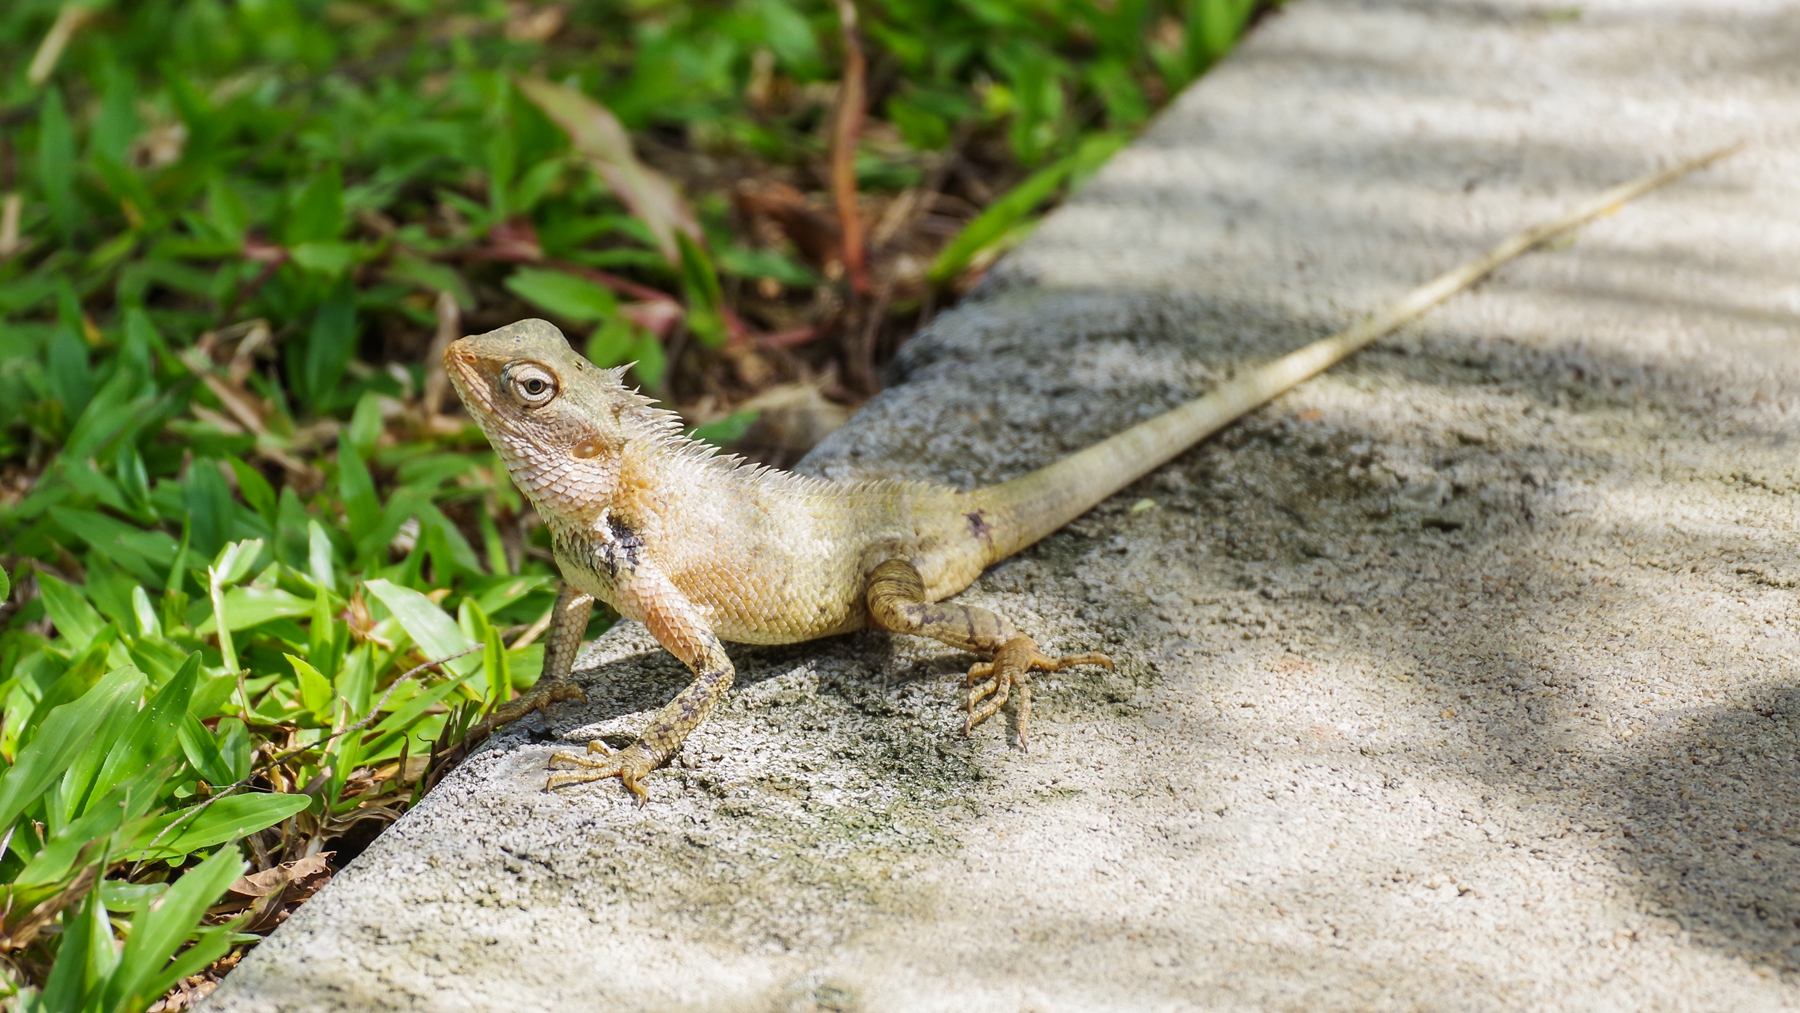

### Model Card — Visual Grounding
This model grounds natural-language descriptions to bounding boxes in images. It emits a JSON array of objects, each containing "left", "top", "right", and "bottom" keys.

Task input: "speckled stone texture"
[{"left": 206, "top": 1, "right": 1800, "bottom": 1010}]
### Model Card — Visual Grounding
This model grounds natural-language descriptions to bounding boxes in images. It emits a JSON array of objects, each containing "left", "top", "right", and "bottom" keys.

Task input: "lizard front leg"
[
  {"left": 866, "top": 558, "right": 1110, "bottom": 748},
  {"left": 465, "top": 583, "right": 592, "bottom": 738},
  {"left": 546, "top": 562, "right": 732, "bottom": 803}
]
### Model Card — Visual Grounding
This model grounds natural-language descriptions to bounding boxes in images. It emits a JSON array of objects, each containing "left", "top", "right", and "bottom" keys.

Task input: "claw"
[
  {"left": 963, "top": 637, "right": 1112, "bottom": 747},
  {"left": 545, "top": 739, "right": 653, "bottom": 804}
]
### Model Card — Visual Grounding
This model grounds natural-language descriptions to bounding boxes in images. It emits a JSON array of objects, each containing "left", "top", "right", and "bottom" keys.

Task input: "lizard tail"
[{"left": 970, "top": 143, "right": 1741, "bottom": 564}]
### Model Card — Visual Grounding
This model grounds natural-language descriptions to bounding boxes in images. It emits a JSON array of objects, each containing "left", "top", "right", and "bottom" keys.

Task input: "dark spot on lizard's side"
[
  {"left": 965, "top": 510, "right": 994, "bottom": 544},
  {"left": 601, "top": 514, "right": 646, "bottom": 577}
]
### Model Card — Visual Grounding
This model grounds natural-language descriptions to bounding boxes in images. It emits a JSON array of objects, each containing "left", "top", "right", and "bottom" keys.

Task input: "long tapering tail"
[{"left": 971, "top": 143, "right": 1741, "bottom": 563}]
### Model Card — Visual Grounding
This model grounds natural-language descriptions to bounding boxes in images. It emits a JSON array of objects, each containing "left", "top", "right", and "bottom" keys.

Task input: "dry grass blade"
[
  {"left": 830, "top": 0, "right": 871, "bottom": 295},
  {"left": 0, "top": 864, "right": 98, "bottom": 950},
  {"left": 27, "top": 1, "right": 93, "bottom": 85},
  {"left": 515, "top": 76, "right": 701, "bottom": 265},
  {"left": 421, "top": 289, "right": 461, "bottom": 420},
  {"left": 0, "top": 193, "right": 22, "bottom": 259}
]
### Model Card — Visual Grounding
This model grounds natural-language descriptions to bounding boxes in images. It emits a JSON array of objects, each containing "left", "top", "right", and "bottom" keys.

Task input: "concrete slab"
[{"left": 206, "top": 1, "right": 1800, "bottom": 1010}]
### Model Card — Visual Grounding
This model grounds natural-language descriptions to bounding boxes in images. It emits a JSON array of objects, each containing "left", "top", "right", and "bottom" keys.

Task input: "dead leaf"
[
  {"left": 516, "top": 77, "right": 700, "bottom": 265},
  {"left": 619, "top": 299, "right": 684, "bottom": 340},
  {"left": 228, "top": 852, "right": 332, "bottom": 899},
  {"left": 505, "top": 2, "right": 566, "bottom": 41}
]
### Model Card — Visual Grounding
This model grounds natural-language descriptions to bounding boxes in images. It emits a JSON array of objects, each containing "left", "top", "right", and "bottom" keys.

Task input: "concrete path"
[{"left": 207, "top": 1, "right": 1800, "bottom": 1010}]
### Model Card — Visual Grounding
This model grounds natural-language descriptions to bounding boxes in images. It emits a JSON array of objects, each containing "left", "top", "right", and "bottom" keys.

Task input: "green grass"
[{"left": 0, "top": 0, "right": 1260, "bottom": 1006}]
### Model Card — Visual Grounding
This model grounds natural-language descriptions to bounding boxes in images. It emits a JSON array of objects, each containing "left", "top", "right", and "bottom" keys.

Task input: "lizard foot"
[
  {"left": 426, "top": 679, "right": 589, "bottom": 789},
  {"left": 465, "top": 678, "right": 588, "bottom": 743},
  {"left": 546, "top": 739, "right": 657, "bottom": 804},
  {"left": 965, "top": 636, "right": 1112, "bottom": 749}
]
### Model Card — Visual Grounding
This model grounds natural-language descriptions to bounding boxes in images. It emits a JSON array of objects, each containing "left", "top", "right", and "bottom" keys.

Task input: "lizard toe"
[
  {"left": 964, "top": 637, "right": 1110, "bottom": 747},
  {"left": 545, "top": 740, "right": 657, "bottom": 800}
]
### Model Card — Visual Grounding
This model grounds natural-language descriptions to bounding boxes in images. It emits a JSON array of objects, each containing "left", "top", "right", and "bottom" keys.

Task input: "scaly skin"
[
  {"left": 442, "top": 151, "right": 1726, "bottom": 802},
  {"left": 446, "top": 319, "right": 1130, "bottom": 800}
]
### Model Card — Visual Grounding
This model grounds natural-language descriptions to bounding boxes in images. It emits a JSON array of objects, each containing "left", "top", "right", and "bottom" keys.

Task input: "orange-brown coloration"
[{"left": 446, "top": 319, "right": 1131, "bottom": 798}]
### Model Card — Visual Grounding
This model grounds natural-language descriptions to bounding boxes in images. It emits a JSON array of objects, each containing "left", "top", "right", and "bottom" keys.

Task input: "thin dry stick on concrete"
[{"left": 1045, "top": 143, "right": 1745, "bottom": 492}]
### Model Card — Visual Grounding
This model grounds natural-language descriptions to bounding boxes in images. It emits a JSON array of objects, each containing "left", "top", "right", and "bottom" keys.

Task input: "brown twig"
[
  {"left": 830, "top": 0, "right": 870, "bottom": 297},
  {"left": 849, "top": 276, "right": 894, "bottom": 393}
]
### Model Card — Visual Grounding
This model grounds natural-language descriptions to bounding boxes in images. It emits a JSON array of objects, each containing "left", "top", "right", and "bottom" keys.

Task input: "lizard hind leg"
[{"left": 866, "top": 558, "right": 1112, "bottom": 748}]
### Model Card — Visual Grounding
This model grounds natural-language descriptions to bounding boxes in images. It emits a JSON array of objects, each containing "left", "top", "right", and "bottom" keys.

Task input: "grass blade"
[
  {"left": 126, "top": 794, "right": 310, "bottom": 862},
  {"left": 363, "top": 579, "right": 480, "bottom": 678},
  {"left": 0, "top": 666, "right": 144, "bottom": 834},
  {"left": 99, "top": 844, "right": 244, "bottom": 1013}
]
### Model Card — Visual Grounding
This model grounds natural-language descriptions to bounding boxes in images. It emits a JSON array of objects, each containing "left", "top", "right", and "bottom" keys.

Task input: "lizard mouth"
[
  {"left": 444, "top": 345, "right": 499, "bottom": 413},
  {"left": 443, "top": 344, "right": 532, "bottom": 445}
]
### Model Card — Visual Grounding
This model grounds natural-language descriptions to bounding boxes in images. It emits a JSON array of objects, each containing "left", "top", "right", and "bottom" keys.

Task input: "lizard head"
[{"left": 445, "top": 318, "right": 645, "bottom": 511}]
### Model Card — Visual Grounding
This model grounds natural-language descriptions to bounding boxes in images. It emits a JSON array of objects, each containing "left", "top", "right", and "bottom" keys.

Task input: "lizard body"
[{"left": 446, "top": 147, "right": 1732, "bottom": 801}]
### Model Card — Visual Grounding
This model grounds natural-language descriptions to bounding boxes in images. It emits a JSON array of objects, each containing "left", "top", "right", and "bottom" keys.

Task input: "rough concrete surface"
[{"left": 208, "top": 1, "right": 1800, "bottom": 1010}]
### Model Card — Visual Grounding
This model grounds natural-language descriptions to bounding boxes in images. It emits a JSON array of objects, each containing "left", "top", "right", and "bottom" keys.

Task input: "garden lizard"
[{"left": 445, "top": 147, "right": 1732, "bottom": 802}]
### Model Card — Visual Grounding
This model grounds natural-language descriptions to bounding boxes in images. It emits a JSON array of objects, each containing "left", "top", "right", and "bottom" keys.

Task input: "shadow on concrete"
[
  {"left": 1606, "top": 687, "right": 1800, "bottom": 970},
  {"left": 830, "top": 275, "right": 1800, "bottom": 972}
]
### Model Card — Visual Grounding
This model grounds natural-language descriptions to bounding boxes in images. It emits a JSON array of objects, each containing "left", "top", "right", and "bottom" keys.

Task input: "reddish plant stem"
[
  {"left": 831, "top": 0, "right": 871, "bottom": 297},
  {"left": 755, "top": 325, "right": 822, "bottom": 350},
  {"left": 220, "top": 243, "right": 290, "bottom": 325},
  {"left": 545, "top": 258, "right": 677, "bottom": 306}
]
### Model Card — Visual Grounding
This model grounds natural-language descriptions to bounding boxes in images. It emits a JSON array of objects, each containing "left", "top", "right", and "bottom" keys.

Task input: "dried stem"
[{"left": 831, "top": 0, "right": 871, "bottom": 296}]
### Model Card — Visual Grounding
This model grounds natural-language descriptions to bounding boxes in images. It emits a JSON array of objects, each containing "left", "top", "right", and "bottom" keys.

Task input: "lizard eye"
[{"left": 504, "top": 363, "right": 559, "bottom": 407}]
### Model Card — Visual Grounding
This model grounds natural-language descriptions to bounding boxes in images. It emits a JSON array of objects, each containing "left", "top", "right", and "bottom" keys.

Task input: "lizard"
[{"left": 444, "top": 146, "right": 1734, "bottom": 803}]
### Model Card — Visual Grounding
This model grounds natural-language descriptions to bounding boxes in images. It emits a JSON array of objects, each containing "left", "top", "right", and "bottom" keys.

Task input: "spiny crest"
[
  {"left": 453, "top": 317, "right": 959, "bottom": 503},
  {"left": 618, "top": 393, "right": 949, "bottom": 502}
]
